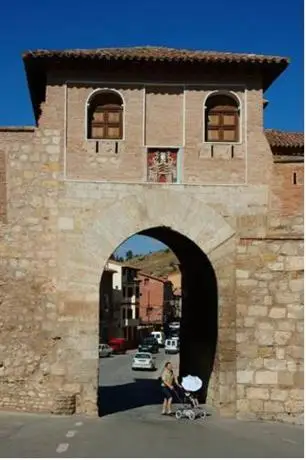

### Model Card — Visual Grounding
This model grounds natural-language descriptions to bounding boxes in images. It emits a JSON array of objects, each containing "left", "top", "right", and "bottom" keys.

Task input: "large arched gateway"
[
  {"left": 0, "top": 47, "right": 303, "bottom": 424},
  {"left": 58, "top": 187, "right": 236, "bottom": 416},
  {"left": 98, "top": 226, "right": 219, "bottom": 415}
]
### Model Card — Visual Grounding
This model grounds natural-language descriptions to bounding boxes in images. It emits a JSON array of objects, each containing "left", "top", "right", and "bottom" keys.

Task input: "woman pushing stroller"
[{"left": 160, "top": 361, "right": 181, "bottom": 415}]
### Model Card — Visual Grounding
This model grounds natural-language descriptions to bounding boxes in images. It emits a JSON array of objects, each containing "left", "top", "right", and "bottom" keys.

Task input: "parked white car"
[
  {"left": 99, "top": 343, "right": 113, "bottom": 358},
  {"left": 132, "top": 352, "right": 156, "bottom": 371},
  {"left": 150, "top": 331, "right": 165, "bottom": 347},
  {"left": 165, "top": 337, "right": 180, "bottom": 354}
]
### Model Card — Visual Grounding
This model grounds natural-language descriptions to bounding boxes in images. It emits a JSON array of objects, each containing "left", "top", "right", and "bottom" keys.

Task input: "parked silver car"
[
  {"left": 99, "top": 343, "right": 113, "bottom": 357},
  {"left": 132, "top": 352, "right": 156, "bottom": 371}
]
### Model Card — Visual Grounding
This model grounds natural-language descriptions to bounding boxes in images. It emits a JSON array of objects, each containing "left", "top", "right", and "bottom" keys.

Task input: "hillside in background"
[{"left": 128, "top": 249, "right": 179, "bottom": 278}]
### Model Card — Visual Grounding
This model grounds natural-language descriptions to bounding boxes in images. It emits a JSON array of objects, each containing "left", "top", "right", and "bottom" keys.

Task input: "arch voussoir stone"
[
  {"left": 63, "top": 188, "right": 235, "bottom": 295},
  {"left": 77, "top": 188, "right": 235, "bottom": 276}
]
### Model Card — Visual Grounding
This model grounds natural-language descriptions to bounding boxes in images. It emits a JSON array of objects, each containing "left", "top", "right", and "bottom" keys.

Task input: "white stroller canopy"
[{"left": 181, "top": 375, "right": 202, "bottom": 392}]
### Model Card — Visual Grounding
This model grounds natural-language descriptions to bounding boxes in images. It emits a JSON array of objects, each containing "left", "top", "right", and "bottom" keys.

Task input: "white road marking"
[
  {"left": 282, "top": 438, "right": 297, "bottom": 444},
  {"left": 66, "top": 430, "right": 77, "bottom": 438},
  {"left": 56, "top": 443, "right": 69, "bottom": 453},
  {"left": 75, "top": 421, "right": 83, "bottom": 426}
]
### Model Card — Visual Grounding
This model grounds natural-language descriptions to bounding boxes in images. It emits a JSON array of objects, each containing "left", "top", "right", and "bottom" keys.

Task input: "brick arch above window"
[
  {"left": 204, "top": 93, "right": 240, "bottom": 143},
  {"left": 87, "top": 90, "right": 124, "bottom": 140}
]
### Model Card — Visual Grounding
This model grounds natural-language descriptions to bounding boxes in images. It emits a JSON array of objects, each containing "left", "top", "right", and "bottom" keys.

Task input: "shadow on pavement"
[{"left": 98, "top": 378, "right": 164, "bottom": 416}]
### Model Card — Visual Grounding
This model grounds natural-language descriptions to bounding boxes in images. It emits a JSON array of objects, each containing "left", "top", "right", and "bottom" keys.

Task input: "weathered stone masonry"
[{"left": 0, "top": 47, "right": 303, "bottom": 422}]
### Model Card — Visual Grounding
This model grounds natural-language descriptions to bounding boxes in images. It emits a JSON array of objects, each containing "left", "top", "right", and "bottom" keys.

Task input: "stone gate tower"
[{"left": 0, "top": 47, "right": 303, "bottom": 423}]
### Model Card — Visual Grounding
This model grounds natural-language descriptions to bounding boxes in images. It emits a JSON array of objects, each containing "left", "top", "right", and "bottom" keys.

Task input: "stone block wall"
[
  {"left": 207, "top": 237, "right": 237, "bottom": 416},
  {"left": 0, "top": 74, "right": 303, "bottom": 422},
  {"left": 0, "top": 150, "right": 7, "bottom": 223},
  {"left": 0, "top": 127, "right": 75, "bottom": 414},
  {"left": 236, "top": 238, "right": 304, "bottom": 423}
]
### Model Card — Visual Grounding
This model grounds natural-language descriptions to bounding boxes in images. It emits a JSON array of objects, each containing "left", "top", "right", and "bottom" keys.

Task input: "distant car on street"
[
  {"left": 138, "top": 336, "right": 159, "bottom": 354},
  {"left": 99, "top": 343, "right": 113, "bottom": 358},
  {"left": 165, "top": 337, "right": 180, "bottom": 354},
  {"left": 169, "top": 329, "right": 180, "bottom": 338},
  {"left": 132, "top": 352, "right": 156, "bottom": 371},
  {"left": 108, "top": 337, "right": 128, "bottom": 354},
  {"left": 169, "top": 321, "right": 180, "bottom": 330},
  {"left": 150, "top": 331, "right": 165, "bottom": 347}
]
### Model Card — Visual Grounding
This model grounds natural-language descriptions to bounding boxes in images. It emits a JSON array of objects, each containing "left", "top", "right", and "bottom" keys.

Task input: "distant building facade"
[
  {"left": 167, "top": 270, "right": 182, "bottom": 318},
  {"left": 138, "top": 272, "right": 173, "bottom": 326},
  {"left": 106, "top": 261, "right": 140, "bottom": 344},
  {"left": 99, "top": 267, "right": 116, "bottom": 342}
]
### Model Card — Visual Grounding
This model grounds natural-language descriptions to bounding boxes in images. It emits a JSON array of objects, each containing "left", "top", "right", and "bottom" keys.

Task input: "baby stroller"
[{"left": 174, "top": 375, "right": 207, "bottom": 421}]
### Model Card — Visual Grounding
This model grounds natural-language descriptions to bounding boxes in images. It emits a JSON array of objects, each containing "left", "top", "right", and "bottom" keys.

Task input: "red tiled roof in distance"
[
  {"left": 265, "top": 129, "right": 304, "bottom": 149},
  {"left": 138, "top": 272, "right": 168, "bottom": 283}
]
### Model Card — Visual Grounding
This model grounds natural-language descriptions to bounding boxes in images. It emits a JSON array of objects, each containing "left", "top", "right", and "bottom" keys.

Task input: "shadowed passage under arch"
[
  {"left": 98, "top": 224, "right": 218, "bottom": 415},
  {"left": 139, "top": 226, "right": 218, "bottom": 402}
]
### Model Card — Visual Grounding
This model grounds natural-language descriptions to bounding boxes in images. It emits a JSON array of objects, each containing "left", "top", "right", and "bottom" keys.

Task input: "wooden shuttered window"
[
  {"left": 88, "top": 92, "right": 123, "bottom": 140},
  {"left": 205, "top": 95, "right": 239, "bottom": 143}
]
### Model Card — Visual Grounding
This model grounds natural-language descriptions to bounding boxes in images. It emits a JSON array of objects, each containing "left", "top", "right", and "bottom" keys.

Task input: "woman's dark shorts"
[{"left": 162, "top": 386, "right": 172, "bottom": 400}]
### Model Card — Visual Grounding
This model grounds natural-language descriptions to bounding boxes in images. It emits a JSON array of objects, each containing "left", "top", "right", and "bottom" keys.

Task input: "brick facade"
[
  {"left": 0, "top": 47, "right": 303, "bottom": 422},
  {"left": 138, "top": 273, "right": 169, "bottom": 324}
]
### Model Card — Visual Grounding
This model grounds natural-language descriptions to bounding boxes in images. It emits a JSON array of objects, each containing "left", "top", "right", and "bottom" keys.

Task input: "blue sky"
[
  {"left": 0, "top": 0, "right": 303, "bottom": 255},
  {"left": 116, "top": 236, "right": 166, "bottom": 258}
]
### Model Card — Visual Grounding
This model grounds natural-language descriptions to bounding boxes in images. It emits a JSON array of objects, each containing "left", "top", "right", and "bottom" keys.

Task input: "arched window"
[
  {"left": 87, "top": 91, "right": 123, "bottom": 140},
  {"left": 205, "top": 94, "right": 239, "bottom": 143}
]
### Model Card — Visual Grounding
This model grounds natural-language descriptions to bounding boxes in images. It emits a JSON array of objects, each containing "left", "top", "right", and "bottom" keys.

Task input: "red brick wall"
[
  {"left": 45, "top": 70, "right": 271, "bottom": 185},
  {"left": 270, "top": 163, "right": 304, "bottom": 216},
  {"left": 138, "top": 274, "right": 165, "bottom": 323}
]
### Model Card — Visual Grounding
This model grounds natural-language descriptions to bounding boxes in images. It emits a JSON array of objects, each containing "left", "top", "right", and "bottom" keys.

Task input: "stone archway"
[
  {"left": 81, "top": 189, "right": 235, "bottom": 279},
  {"left": 58, "top": 186, "right": 237, "bottom": 416}
]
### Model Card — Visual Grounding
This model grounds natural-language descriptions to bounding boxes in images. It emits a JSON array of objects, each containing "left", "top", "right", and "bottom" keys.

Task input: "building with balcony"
[
  {"left": 106, "top": 261, "right": 141, "bottom": 344},
  {"left": 138, "top": 272, "right": 173, "bottom": 328},
  {"left": 99, "top": 267, "right": 116, "bottom": 342},
  {"left": 167, "top": 269, "right": 182, "bottom": 319}
]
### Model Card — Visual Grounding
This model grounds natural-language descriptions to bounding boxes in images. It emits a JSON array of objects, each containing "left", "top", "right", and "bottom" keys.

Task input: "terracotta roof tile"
[
  {"left": 23, "top": 46, "right": 289, "bottom": 65},
  {"left": 265, "top": 129, "right": 304, "bottom": 149},
  {"left": 138, "top": 272, "right": 168, "bottom": 283},
  {"left": 22, "top": 46, "right": 289, "bottom": 123}
]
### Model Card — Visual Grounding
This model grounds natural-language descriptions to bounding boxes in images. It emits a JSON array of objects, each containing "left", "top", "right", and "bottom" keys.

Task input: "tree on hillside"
[{"left": 125, "top": 250, "right": 133, "bottom": 260}]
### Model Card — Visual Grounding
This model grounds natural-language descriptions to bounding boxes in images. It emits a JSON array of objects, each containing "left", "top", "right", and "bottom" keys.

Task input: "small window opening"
[
  {"left": 205, "top": 94, "right": 240, "bottom": 143},
  {"left": 293, "top": 172, "right": 297, "bottom": 185},
  {"left": 87, "top": 91, "right": 123, "bottom": 140}
]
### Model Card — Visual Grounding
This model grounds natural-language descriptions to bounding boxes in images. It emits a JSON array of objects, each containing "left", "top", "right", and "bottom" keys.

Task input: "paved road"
[
  {"left": 98, "top": 348, "right": 172, "bottom": 416},
  {"left": 0, "top": 350, "right": 303, "bottom": 458}
]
